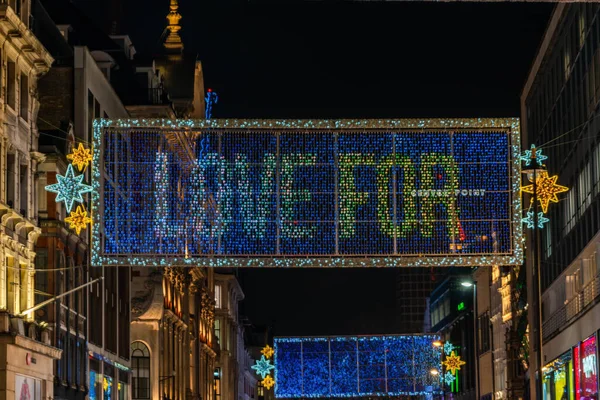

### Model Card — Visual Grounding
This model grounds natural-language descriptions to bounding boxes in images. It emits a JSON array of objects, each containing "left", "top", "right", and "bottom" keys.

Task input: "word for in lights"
[{"left": 97, "top": 128, "right": 516, "bottom": 265}]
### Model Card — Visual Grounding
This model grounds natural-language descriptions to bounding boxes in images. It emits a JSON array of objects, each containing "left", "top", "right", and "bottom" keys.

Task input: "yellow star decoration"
[
  {"left": 521, "top": 171, "right": 569, "bottom": 214},
  {"left": 261, "top": 345, "right": 274, "bottom": 359},
  {"left": 443, "top": 351, "right": 466, "bottom": 374},
  {"left": 64, "top": 205, "right": 92, "bottom": 234},
  {"left": 67, "top": 143, "right": 93, "bottom": 171},
  {"left": 262, "top": 375, "right": 275, "bottom": 390}
]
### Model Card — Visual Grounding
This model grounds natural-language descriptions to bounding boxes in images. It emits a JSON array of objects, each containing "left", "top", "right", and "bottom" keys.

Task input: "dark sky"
[{"left": 119, "top": 0, "right": 554, "bottom": 336}]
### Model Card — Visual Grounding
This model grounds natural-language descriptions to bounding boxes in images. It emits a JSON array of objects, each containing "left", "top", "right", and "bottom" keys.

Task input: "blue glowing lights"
[
  {"left": 45, "top": 164, "right": 93, "bottom": 213},
  {"left": 443, "top": 371, "right": 456, "bottom": 386},
  {"left": 274, "top": 334, "right": 442, "bottom": 398},
  {"left": 252, "top": 355, "right": 275, "bottom": 379},
  {"left": 443, "top": 341, "right": 455, "bottom": 356},
  {"left": 521, "top": 211, "right": 549, "bottom": 229},
  {"left": 520, "top": 144, "right": 548, "bottom": 167},
  {"left": 91, "top": 118, "right": 523, "bottom": 268}
]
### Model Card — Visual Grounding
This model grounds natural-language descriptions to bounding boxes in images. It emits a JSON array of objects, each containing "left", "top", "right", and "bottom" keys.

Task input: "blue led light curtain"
[
  {"left": 93, "top": 120, "right": 521, "bottom": 267},
  {"left": 274, "top": 335, "right": 442, "bottom": 398}
]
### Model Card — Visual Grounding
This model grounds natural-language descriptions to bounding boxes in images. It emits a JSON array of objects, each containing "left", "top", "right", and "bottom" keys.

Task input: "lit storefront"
[
  {"left": 543, "top": 334, "right": 599, "bottom": 400},
  {"left": 88, "top": 352, "right": 131, "bottom": 400}
]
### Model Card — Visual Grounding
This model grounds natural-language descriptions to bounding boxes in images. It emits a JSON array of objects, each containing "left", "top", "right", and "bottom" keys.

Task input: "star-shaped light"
[
  {"left": 261, "top": 345, "right": 274, "bottom": 359},
  {"left": 65, "top": 205, "right": 92, "bottom": 234},
  {"left": 262, "top": 375, "right": 275, "bottom": 390},
  {"left": 520, "top": 144, "right": 548, "bottom": 167},
  {"left": 252, "top": 355, "right": 275, "bottom": 379},
  {"left": 67, "top": 143, "right": 93, "bottom": 171},
  {"left": 45, "top": 164, "right": 93, "bottom": 213},
  {"left": 443, "top": 371, "right": 456, "bottom": 386},
  {"left": 521, "top": 211, "right": 549, "bottom": 229},
  {"left": 443, "top": 351, "right": 466, "bottom": 374},
  {"left": 521, "top": 171, "right": 569, "bottom": 214},
  {"left": 443, "top": 341, "right": 455, "bottom": 356}
]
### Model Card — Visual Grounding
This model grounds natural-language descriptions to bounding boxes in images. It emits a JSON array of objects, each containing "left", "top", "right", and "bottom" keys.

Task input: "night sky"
[{"left": 118, "top": 0, "right": 554, "bottom": 336}]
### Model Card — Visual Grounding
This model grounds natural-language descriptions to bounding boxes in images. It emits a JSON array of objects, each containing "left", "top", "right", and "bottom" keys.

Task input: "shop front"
[{"left": 543, "top": 334, "right": 599, "bottom": 400}]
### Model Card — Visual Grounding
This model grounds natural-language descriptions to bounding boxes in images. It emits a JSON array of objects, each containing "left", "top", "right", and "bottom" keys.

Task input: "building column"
[{"left": 0, "top": 250, "right": 5, "bottom": 310}]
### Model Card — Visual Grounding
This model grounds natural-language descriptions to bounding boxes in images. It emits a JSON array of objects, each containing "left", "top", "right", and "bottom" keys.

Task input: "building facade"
[
  {"left": 429, "top": 269, "right": 477, "bottom": 400},
  {"left": 522, "top": 4, "right": 600, "bottom": 400},
  {"left": 0, "top": 0, "right": 63, "bottom": 398},
  {"left": 397, "top": 268, "right": 448, "bottom": 333},
  {"left": 214, "top": 271, "right": 248, "bottom": 400}
]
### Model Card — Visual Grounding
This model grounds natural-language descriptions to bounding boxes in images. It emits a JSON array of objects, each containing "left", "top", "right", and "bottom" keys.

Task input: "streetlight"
[
  {"left": 430, "top": 368, "right": 440, "bottom": 376},
  {"left": 433, "top": 340, "right": 443, "bottom": 348},
  {"left": 461, "top": 280, "right": 479, "bottom": 400}
]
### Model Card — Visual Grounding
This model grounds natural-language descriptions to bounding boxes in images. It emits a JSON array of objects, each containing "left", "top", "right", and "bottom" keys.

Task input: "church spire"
[{"left": 164, "top": 0, "right": 183, "bottom": 54}]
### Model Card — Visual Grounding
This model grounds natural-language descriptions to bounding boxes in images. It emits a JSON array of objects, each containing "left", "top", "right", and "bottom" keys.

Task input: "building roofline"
[{"left": 521, "top": 4, "right": 567, "bottom": 103}]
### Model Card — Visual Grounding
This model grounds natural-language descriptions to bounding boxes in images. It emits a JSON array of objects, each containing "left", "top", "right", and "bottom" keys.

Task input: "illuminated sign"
[
  {"left": 92, "top": 119, "right": 522, "bottom": 267},
  {"left": 457, "top": 302, "right": 465, "bottom": 311},
  {"left": 274, "top": 335, "right": 442, "bottom": 398}
]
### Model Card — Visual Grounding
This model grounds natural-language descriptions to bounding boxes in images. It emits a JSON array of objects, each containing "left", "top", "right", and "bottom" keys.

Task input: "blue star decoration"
[
  {"left": 252, "top": 355, "right": 275, "bottom": 379},
  {"left": 443, "top": 371, "right": 456, "bottom": 386},
  {"left": 45, "top": 164, "right": 93, "bottom": 213},
  {"left": 443, "top": 341, "right": 455, "bottom": 356},
  {"left": 522, "top": 211, "right": 550, "bottom": 229},
  {"left": 520, "top": 144, "right": 548, "bottom": 167}
]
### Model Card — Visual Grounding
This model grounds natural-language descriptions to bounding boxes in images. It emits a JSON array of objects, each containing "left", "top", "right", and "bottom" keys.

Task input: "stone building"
[{"left": 0, "top": 0, "right": 62, "bottom": 398}]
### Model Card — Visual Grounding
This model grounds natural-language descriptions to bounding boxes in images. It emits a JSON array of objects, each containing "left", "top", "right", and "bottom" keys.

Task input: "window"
[
  {"left": 7, "top": 60, "right": 15, "bottom": 109},
  {"left": 594, "top": 144, "right": 600, "bottom": 195},
  {"left": 19, "top": 73, "right": 28, "bottom": 120},
  {"left": 131, "top": 341, "right": 150, "bottom": 399},
  {"left": 214, "top": 368, "right": 221, "bottom": 400},
  {"left": 564, "top": 184, "right": 577, "bottom": 235},
  {"left": 87, "top": 91, "right": 94, "bottom": 137},
  {"left": 478, "top": 313, "right": 491, "bottom": 355},
  {"left": 579, "top": 10, "right": 586, "bottom": 48},
  {"left": 215, "top": 285, "right": 221, "bottom": 309},
  {"left": 578, "top": 162, "right": 592, "bottom": 214},
  {"left": 214, "top": 318, "right": 221, "bottom": 346},
  {"left": 564, "top": 46, "right": 572, "bottom": 82}
]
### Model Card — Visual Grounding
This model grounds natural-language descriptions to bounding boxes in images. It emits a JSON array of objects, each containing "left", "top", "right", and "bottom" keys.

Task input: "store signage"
[
  {"left": 92, "top": 119, "right": 522, "bottom": 268},
  {"left": 457, "top": 302, "right": 465, "bottom": 311}
]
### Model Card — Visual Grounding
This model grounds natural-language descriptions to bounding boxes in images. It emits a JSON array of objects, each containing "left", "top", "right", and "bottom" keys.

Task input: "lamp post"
[{"left": 461, "top": 280, "right": 479, "bottom": 400}]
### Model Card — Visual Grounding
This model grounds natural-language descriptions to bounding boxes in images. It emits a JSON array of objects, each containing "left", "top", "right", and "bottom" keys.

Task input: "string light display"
[
  {"left": 442, "top": 351, "right": 466, "bottom": 374},
  {"left": 252, "top": 355, "right": 275, "bottom": 379},
  {"left": 91, "top": 118, "right": 522, "bottom": 268},
  {"left": 67, "top": 142, "right": 93, "bottom": 171},
  {"left": 205, "top": 88, "right": 218, "bottom": 119},
  {"left": 520, "top": 144, "right": 548, "bottom": 167},
  {"left": 443, "top": 341, "right": 455, "bottom": 356},
  {"left": 521, "top": 171, "right": 569, "bottom": 214},
  {"left": 521, "top": 211, "right": 549, "bottom": 229},
  {"left": 64, "top": 205, "right": 92, "bottom": 234},
  {"left": 443, "top": 371, "right": 456, "bottom": 386},
  {"left": 262, "top": 375, "right": 275, "bottom": 390},
  {"left": 45, "top": 164, "right": 93, "bottom": 213},
  {"left": 262, "top": 345, "right": 274, "bottom": 359},
  {"left": 273, "top": 334, "right": 441, "bottom": 398}
]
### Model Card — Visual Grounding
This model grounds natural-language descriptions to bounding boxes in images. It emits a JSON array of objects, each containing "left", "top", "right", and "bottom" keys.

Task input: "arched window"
[{"left": 131, "top": 341, "right": 150, "bottom": 399}]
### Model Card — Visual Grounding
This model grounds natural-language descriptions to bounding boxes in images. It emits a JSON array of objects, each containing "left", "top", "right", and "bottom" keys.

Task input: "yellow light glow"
[
  {"left": 67, "top": 143, "right": 93, "bottom": 171},
  {"left": 443, "top": 351, "right": 466, "bottom": 374},
  {"left": 262, "top": 375, "right": 275, "bottom": 390},
  {"left": 433, "top": 340, "right": 442, "bottom": 348},
  {"left": 521, "top": 171, "right": 569, "bottom": 214},
  {"left": 65, "top": 205, "right": 92, "bottom": 234},
  {"left": 430, "top": 368, "right": 439, "bottom": 376},
  {"left": 261, "top": 344, "right": 275, "bottom": 359}
]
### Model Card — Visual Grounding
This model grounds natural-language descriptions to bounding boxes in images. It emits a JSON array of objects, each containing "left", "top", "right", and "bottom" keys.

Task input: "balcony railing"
[{"left": 543, "top": 273, "right": 600, "bottom": 341}]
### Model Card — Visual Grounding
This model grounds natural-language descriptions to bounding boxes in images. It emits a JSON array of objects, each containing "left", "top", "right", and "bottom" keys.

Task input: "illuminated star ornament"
[
  {"left": 521, "top": 171, "right": 569, "bottom": 214},
  {"left": 522, "top": 210, "right": 549, "bottom": 229},
  {"left": 262, "top": 375, "right": 275, "bottom": 390},
  {"left": 443, "top": 341, "right": 455, "bottom": 356},
  {"left": 67, "top": 143, "right": 93, "bottom": 171},
  {"left": 443, "top": 371, "right": 456, "bottom": 386},
  {"left": 45, "top": 164, "right": 93, "bottom": 213},
  {"left": 252, "top": 355, "right": 275, "bottom": 379},
  {"left": 64, "top": 205, "right": 92, "bottom": 234},
  {"left": 261, "top": 345, "right": 274, "bottom": 359},
  {"left": 520, "top": 144, "right": 548, "bottom": 166},
  {"left": 443, "top": 351, "right": 466, "bottom": 374}
]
